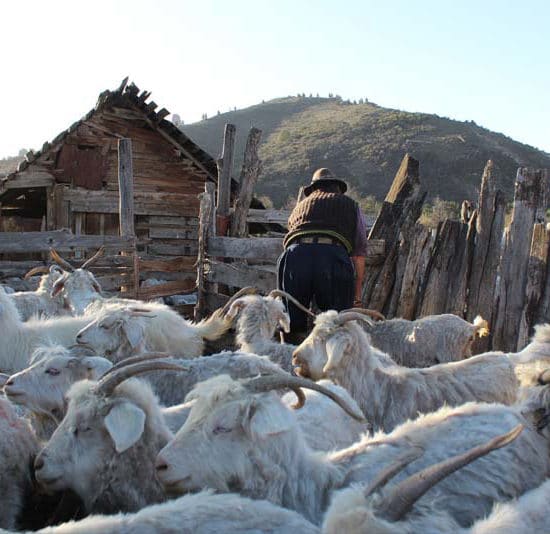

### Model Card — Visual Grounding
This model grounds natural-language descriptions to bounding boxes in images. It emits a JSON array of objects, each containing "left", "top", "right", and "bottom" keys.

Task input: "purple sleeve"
[{"left": 352, "top": 207, "right": 368, "bottom": 256}]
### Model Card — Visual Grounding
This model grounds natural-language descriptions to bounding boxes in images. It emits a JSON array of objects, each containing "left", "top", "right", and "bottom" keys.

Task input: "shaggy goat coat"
[
  {"left": 295, "top": 312, "right": 520, "bottom": 432},
  {"left": 156, "top": 375, "right": 549, "bottom": 526}
]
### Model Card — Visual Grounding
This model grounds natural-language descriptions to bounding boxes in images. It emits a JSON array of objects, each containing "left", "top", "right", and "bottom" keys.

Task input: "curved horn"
[
  {"left": 81, "top": 246, "right": 105, "bottom": 269},
  {"left": 220, "top": 287, "right": 258, "bottom": 315},
  {"left": 538, "top": 369, "right": 550, "bottom": 386},
  {"left": 335, "top": 311, "right": 375, "bottom": 327},
  {"left": 104, "top": 352, "right": 175, "bottom": 376},
  {"left": 49, "top": 249, "right": 75, "bottom": 272},
  {"left": 339, "top": 308, "right": 386, "bottom": 321},
  {"left": 377, "top": 424, "right": 524, "bottom": 522},
  {"left": 24, "top": 266, "right": 51, "bottom": 279},
  {"left": 245, "top": 374, "right": 366, "bottom": 422},
  {"left": 363, "top": 447, "right": 424, "bottom": 497},
  {"left": 95, "top": 359, "right": 190, "bottom": 397},
  {"left": 268, "top": 289, "right": 316, "bottom": 318}
]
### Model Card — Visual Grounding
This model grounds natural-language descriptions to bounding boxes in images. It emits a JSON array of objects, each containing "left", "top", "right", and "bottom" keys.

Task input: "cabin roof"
[{"left": 0, "top": 77, "right": 218, "bottom": 199}]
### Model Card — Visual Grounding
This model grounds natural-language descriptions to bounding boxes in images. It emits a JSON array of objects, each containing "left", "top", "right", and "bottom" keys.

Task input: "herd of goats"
[{"left": 0, "top": 248, "right": 550, "bottom": 533}]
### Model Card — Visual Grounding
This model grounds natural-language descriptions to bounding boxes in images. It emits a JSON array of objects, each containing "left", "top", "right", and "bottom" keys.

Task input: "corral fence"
[{"left": 196, "top": 126, "right": 549, "bottom": 353}]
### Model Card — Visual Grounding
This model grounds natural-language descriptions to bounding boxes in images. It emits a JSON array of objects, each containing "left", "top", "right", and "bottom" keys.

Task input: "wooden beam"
[
  {"left": 216, "top": 124, "right": 236, "bottom": 219},
  {"left": 118, "top": 138, "right": 135, "bottom": 238},
  {"left": 206, "top": 261, "right": 276, "bottom": 293},
  {"left": 139, "top": 279, "right": 196, "bottom": 300},
  {"left": 2, "top": 170, "right": 54, "bottom": 190},
  {"left": 230, "top": 127, "right": 262, "bottom": 237},
  {"left": 195, "top": 185, "right": 214, "bottom": 320},
  {"left": 208, "top": 236, "right": 283, "bottom": 262},
  {"left": 0, "top": 230, "right": 135, "bottom": 253}
]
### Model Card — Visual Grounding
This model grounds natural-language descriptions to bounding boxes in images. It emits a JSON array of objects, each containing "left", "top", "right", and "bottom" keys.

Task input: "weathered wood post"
[
  {"left": 517, "top": 223, "right": 550, "bottom": 348},
  {"left": 230, "top": 127, "right": 263, "bottom": 237},
  {"left": 466, "top": 161, "right": 506, "bottom": 352},
  {"left": 363, "top": 154, "right": 425, "bottom": 314},
  {"left": 117, "top": 138, "right": 138, "bottom": 297},
  {"left": 195, "top": 183, "right": 214, "bottom": 320},
  {"left": 492, "top": 168, "right": 548, "bottom": 351},
  {"left": 216, "top": 124, "right": 236, "bottom": 236}
]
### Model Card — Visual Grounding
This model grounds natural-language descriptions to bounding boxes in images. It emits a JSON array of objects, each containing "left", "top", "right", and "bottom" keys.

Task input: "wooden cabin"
[{"left": 0, "top": 78, "right": 219, "bottom": 289}]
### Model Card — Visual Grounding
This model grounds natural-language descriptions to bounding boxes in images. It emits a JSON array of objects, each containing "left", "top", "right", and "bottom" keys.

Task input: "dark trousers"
[{"left": 277, "top": 243, "right": 355, "bottom": 335}]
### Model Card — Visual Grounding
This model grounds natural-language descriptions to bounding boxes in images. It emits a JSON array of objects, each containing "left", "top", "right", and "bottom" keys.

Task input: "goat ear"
[
  {"left": 244, "top": 397, "right": 292, "bottom": 440},
  {"left": 323, "top": 336, "right": 349, "bottom": 374},
  {"left": 121, "top": 319, "right": 145, "bottom": 349},
  {"left": 104, "top": 402, "right": 146, "bottom": 453},
  {"left": 81, "top": 356, "right": 113, "bottom": 379},
  {"left": 51, "top": 276, "right": 66, "bottom": 297},
  {"left": 225, "top": 299, "right": 246, "bottom": 322}
]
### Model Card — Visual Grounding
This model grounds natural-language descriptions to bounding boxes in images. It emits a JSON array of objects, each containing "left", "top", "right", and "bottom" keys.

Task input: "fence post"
[
  {"left": 230, "top": 127, "right": 263, "bottom": 237},
  {"left": 195, "top": 183, "right": 214, "bottom": 320},
  {"left": 216, "top": 124, "right": 236, "bottom": 235},
  {"left": 492, "top": 168, "right": 548, "bottom": 351},
  {"left": 118, "top": 138, "right": 138, "bottom": 297}
]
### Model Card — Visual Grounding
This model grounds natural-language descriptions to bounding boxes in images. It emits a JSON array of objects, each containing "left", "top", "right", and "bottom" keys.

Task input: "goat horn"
[
  {"left": 245, "top": 374, "right": 366, "bottom": 422},
  {"left": 363, "top": 447, "right": 425, "bottom": 498},
  {"left": 377, "top": 424, "right": 524, "bottom": 522},
  {"left": 335, "top": 311, "right": 375, "bottom": 327},
  {"left": 49, "top": 249, "right": 75, "bottom": 272},
  {"left": 81, "top": 246, "right": 105, "bottom": 269},
  {"left": 538, "top": 369, "right": 550, "bottom": 386},
  {"left": 220, "top": 287, "right": 258, "bottom": 315},
  {"left": 24, "top": 266, "right": 50, "bottom": 279},
  {"left": 268, "top": 289, "right": 316, "bottom": 318},
  {"left": 104, "top": 352, "right": 176, "bottom": 376},
  {"left": 339, "top": 308, "right": 386, "bottom": 321},
  {"left": 95, "top": 359, "right": 190, "bottom": 397}
]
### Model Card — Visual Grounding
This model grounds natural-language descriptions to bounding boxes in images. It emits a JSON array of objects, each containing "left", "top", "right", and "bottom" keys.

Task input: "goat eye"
[
  {"left": 100, "top": 324, "right": 109, "bottom": 330},
  {"left": 45, "top": 368, "right": 60, "bottom": 376},
  {"left": 213, "top": 425, "right": 232, "bottom": 435}
]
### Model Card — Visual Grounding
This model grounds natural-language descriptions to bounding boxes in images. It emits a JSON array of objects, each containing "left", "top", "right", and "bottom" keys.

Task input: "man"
[{"left": 278, "top": 168, "right": 367, "bottom": 343}]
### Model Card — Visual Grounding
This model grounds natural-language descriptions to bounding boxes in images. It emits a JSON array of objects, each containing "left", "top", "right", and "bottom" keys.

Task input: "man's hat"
[{"left": 303, "top": 168, "right": 348, "bottom": 197}]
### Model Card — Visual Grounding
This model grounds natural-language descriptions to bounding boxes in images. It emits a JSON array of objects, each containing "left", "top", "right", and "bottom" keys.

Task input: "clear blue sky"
[{"left": 1, "top": 0, "right": 549, "bottom": 157}]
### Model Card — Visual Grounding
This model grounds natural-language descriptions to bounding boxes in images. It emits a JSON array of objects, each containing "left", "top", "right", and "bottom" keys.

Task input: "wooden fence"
[{"left": 197, "top": 139, "right": 549, "bottom": 353}]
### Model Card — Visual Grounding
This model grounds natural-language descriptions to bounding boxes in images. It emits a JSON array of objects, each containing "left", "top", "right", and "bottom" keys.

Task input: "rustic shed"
[{"left": 0, "top": 78, "right": 220, "bottom": 294}]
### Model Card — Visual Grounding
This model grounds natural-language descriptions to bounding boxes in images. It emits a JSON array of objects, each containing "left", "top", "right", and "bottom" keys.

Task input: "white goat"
[
  {"left": 226, "top": 290, "right": 314, "bottom": 372},
  {"left": 322, "top": 425, "right": 526, "bottom": 534},
  {"left": 74, "top": 290, "right": 254, "bottom": 361},
  {"left": 0, "top": 397, "right": 40, "bottom": 530},
  {"left": 0, "top": 287, "right": 95, "bottom": 374},
  {"left": 292, "top": 311, "right": 533, "bottom": 432},
  {"left": 155, "top": 374, "right": 549, "bottom": 526},
  {"left": 4, "top": 345, "right": 113, "bottom": 439},
  {"left": 33, "top": 358, "right": 185, "bottom": 514},
  {"left": 10, "top": 265, "right": 67, "bottom": 320},
  {"left": 360, "top": 312, "right": 489, "bottom": 367},
  {"left": 34, "top": 490, "right": 320, "bottom": 533}
]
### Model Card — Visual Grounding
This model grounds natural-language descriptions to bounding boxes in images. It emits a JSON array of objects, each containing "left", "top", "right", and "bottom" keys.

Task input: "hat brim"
[{"left": 303, "top": 179, "right": 348, "bottom": 197}]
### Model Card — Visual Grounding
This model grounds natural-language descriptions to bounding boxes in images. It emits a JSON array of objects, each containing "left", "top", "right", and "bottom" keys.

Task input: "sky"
[{"left": 1, "top": 0, "right": 549, "bottom": 157}]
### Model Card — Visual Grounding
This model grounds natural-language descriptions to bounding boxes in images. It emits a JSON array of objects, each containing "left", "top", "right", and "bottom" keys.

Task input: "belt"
[{"left": 293, "top": 236, "right": 345, "bottom": 247}]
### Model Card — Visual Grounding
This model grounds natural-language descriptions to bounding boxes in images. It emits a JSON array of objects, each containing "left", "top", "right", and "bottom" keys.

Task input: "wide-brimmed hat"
[{"left": 303, "top": 168, "right": 348, "bottom": 197}]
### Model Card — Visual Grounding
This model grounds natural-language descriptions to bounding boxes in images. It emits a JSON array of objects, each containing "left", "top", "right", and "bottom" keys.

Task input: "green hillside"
[{"left": 182, "top": 96, "right": 550, "bottom": 208}]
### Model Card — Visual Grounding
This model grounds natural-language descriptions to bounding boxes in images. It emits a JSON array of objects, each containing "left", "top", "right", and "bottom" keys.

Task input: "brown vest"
[{"left": 284, "top": 191, "right": 358, "bottom": 252}]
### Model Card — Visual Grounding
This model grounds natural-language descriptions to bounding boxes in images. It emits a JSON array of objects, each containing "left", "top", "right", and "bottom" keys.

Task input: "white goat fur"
[
  {"left": 294, "top": 311, "right": 524, "bottom": 432},
  {"left": 156, "top": 375, "right": 549, "bottom": 526},
  {"left": 363, "top": 313, "right": 489, "bottom": 367},
  {"left": 75, "top": 302, "right": 230, "bottom": 361},
  {"left": 34, "top": 378, "right": 173, "bottom": 514},
  {"left": 10, "top": 268, "right": 67, "bottom": 320},
  {"left": 0, "top": 287, "right": 95, "bottom": 374},
  {"left": 228, "top": 295, "right": 296, "bottom": 372},
  {"left": 0, "top": 397, "right": 39, "bottom": 530},
  {"left": 323, "top": 461, "right": 550, "bottom": 534},
  {"left": 34, "top": 490, "right": 320, "bottom": 533},
  {"left": 282, "top": 380, "right": 370, "bottom": 451}
]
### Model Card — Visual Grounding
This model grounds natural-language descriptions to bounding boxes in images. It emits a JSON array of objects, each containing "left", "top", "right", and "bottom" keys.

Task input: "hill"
[{"left": 182, "top": 96, "right": 550, "bottom": 208}]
